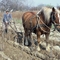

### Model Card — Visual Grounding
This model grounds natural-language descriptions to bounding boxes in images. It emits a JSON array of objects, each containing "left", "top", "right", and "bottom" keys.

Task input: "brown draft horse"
[{"left": 22, "top": 7, "right": 60, "bottom": 51}]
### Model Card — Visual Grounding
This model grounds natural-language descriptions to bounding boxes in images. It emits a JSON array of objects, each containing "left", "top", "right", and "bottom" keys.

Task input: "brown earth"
[
  {"left": 0, "top": 23, "right": 60, "bottom": 60},
  {"left": 0, "top": 11, "right": 60, "bottom": 60}
]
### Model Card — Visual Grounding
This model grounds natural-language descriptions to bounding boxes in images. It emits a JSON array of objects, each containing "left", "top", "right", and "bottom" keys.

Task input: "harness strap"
[{"left": 36, "top": 15, "right": 51, "bottom": 33}]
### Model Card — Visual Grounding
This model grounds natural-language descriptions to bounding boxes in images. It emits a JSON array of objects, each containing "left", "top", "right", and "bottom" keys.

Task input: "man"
[{"left": 3, "top": 9, "right": 12, "bottom": 33}]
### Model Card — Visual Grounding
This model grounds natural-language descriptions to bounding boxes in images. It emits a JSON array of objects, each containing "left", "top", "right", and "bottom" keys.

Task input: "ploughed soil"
[{"left": 0, "top": 23, "right": 60, "bottom": 60}]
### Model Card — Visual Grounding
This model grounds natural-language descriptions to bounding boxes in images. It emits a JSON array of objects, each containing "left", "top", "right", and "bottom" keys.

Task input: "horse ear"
[{"left": 52, "top": 7, "right": 55, "bottom": 12}]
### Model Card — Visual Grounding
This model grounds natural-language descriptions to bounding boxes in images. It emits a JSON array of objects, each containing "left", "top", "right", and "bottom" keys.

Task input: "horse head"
[
  {"left": 51, "top": 7, "right": 60, "bottom": 23},
  {"left": 51, "top": 7, "right": 60, "bottom": 32}
]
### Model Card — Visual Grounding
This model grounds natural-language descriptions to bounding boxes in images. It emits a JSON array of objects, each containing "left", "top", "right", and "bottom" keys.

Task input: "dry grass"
[
  {"left": 12, "top": 11, "right": 37, "bottom": 19},
  {"left": 12, "top": 11, "right": 24, "bottom": 19},
  {"left": 0, "top": 11, "right": 38, "bottom": 20},
  {"left": 0, "top": 11, "right": 24, "bottom": 20}
]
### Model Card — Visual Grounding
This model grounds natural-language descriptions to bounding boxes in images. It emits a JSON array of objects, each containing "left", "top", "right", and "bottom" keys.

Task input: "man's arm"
[{"left": 3, "top": 13, "right": 7, "bottom": 22}]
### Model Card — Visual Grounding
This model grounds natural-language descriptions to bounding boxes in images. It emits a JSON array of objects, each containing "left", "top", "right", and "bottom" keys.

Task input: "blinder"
[
  {"left": 50, "top": 12, "right": 60, "bottom": 32},
  {"left": 50, "top": 12, "right": 56, "bottom": 21}
]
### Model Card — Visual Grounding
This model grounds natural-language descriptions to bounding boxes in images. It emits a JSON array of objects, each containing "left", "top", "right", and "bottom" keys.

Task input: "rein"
[
  {"left": 23, "top": 13, "right": 59, "bottom": 33},
  {"left": 36, "top": 15, "right": 51, "bottom": 33},
  {"left": 23, "top": 14, "right": 53, "bottom": 33},
  {"left": 9, "top": 22, "right": 17, "bottom": 33},
  {"left": 52, "top": 21, "right": 60, "bottom": 32}
]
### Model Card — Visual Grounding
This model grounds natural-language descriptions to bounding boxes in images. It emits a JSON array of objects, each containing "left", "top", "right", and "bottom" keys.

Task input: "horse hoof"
[
  {"left": 40, "top": 42, "right": 46, "bottom": 50},
  {"left": 25, "top": 42, "right": 28, "bottom": 46},
  {"left": 24, "top": 40, "right": 29, "bottom": 46},
  {"left": 37, "top": 46, "right": 41, "bottom": 51},
  {"left": 46, "top": 44, "right": 51, "bottom": 52}
]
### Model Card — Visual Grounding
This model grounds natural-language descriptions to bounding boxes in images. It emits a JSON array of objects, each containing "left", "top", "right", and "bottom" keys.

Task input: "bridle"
[{"left": 51, "top": 11, "right": 60, "bottom": 32}]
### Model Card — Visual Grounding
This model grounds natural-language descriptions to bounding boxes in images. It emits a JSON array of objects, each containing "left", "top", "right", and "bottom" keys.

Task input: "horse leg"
[
  {"left": 36, "top": 31, "right": 41, "bottom": 51},
  {"left": 45, "top": 33, "right": 51, "bottom": 52},
  {"left": 45, "top": 33, "right": 49, "bottom": 42},
  {"left": 29, "top": 33, "right": 36, "bottom": 50},
  {"left": 27, "top": 33, "right": 33, "bottom": 51},
  {"left": 5, "top": 23, "right": 8, "bottom": 33},
  {"left": 28, "top": 33, "right": 32, "bottom": 45},
  {"left": 24, "top": 30, "right": 29, "bottom": 46}
]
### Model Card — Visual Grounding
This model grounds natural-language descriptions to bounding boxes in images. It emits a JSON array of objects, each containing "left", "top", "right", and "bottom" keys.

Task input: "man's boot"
[{"left": 5, "top": 29, "right": 7, "bottom": 33}]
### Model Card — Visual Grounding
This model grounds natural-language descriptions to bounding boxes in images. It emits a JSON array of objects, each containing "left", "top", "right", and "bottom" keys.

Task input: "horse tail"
[{"left": 22, "top": 12, "right": 25, "bottom": 27}]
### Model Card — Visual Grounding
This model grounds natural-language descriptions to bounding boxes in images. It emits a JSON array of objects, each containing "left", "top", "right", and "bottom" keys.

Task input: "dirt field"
[
  {"left": 0, "top": 11, "right": 60, "bottom": 60},
  {"left": 0, "top": 22, "right": 60, "bottom": 60}
]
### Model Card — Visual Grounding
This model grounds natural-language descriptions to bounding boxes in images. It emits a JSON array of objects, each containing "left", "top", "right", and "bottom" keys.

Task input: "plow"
[{"left": 1, "top": 21, "right": 24, "bottom": 45}]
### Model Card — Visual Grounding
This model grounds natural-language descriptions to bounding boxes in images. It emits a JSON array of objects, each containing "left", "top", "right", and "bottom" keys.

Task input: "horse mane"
[
  {"left": 37, "top": 7, "right": 60, "bottom": 24},
  {"left": 37, "top": 7, "right": 52, "bottom": 23}
]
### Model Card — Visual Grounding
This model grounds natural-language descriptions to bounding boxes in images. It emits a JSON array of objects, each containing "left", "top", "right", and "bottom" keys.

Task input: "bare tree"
[
  {"left": 0, "top": 0, "right": 28, "bottom": 11},
  {"left": 0, "top": 0, "right": 43, "bottom": 11}
]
